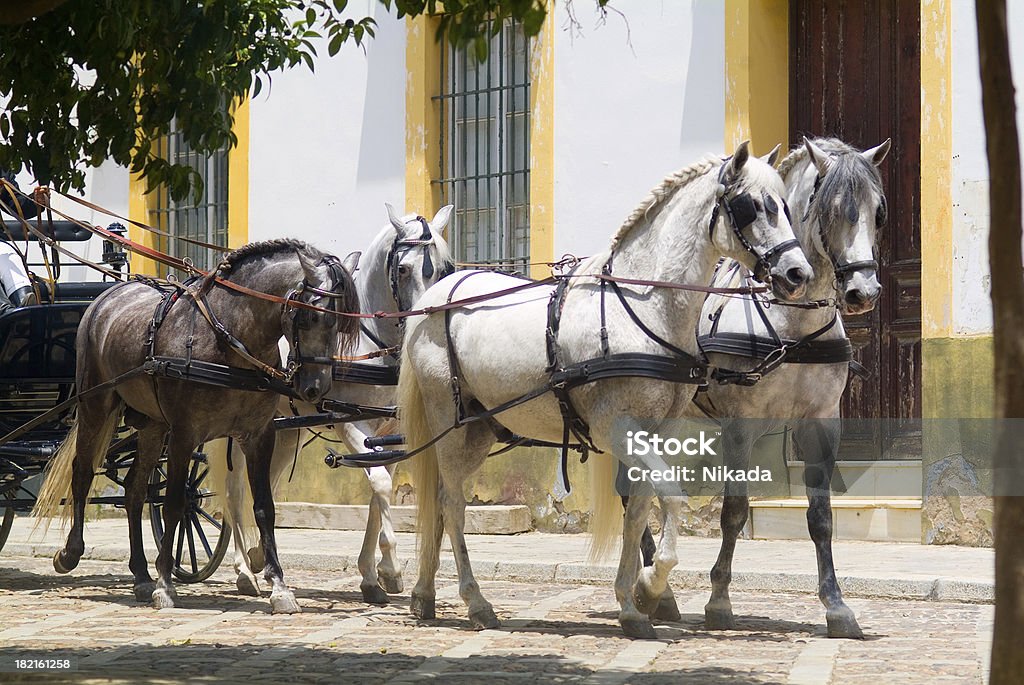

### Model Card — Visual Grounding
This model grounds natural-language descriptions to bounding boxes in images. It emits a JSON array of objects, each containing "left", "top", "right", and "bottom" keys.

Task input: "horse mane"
[
  {"left": 221, "top": 238, "right": 322, "bottom": 268},
  {"left": 611, "top": 154, "right": 722, "bottom": 248},
  {"left": 780, "top": 138, "right": 884, "bottom": 249}
]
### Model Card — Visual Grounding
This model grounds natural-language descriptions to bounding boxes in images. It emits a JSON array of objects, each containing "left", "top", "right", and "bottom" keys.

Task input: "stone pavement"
[
  {"left": 0, "top": 553, "right": 994, "bottom": 685},
  {"left": 2, "top": 516, "right": 995, "bottom": 603}
]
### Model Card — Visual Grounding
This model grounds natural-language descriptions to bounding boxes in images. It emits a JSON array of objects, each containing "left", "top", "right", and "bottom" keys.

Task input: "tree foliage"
[{"left": 0, "top": 0, "right": 610, "bottom": 201}]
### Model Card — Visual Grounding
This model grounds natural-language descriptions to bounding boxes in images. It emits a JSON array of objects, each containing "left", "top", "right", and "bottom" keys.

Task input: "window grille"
[
  {"left": 149, "top": 123, "right": 229, "bottom": 277},
  {"left": 435, "top": 20, "right": 531, "bottom": 275}
]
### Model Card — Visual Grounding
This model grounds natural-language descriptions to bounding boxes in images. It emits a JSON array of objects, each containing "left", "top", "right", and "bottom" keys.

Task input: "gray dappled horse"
[
  {"left": 684, "top": 137, "right": 890, "bottom": 638},
  {"left": 34, "top": 239, "right": 359, "bottom": 613},
  {"left": 224, "top": 204, "right": 453, "bottom": 604},
  {"left": 400, "top": 142, "right": 813, "bottom": 639}
]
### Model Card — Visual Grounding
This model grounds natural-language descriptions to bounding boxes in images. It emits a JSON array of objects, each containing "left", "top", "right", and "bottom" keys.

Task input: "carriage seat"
[{"left": 1, "top": 220, "right": 93, "bottom": 242}]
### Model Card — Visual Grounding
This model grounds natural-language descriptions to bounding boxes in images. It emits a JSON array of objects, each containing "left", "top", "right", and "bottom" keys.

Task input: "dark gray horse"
[{"left": 34, "top": 238, "right": 359, "bottom": 613}]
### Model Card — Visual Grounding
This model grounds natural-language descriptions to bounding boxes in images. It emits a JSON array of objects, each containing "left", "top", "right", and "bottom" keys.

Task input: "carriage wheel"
[
  {"left": 149, "top": 451, "right": 231, "bottom": 583},
  {"left": 0, "top": 490, "right": 15, "bottom": 554}
]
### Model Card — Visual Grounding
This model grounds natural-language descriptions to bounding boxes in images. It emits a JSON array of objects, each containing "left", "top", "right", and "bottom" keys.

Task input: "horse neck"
[
  {"left": 606, "top": 176, "right": 722, "bottom": 353},
  {"left": 355, "top": 244, "right": 403, "bottom": 348},
  {"left": 207, "top": 259, "right": 297, "bottom": 359}
]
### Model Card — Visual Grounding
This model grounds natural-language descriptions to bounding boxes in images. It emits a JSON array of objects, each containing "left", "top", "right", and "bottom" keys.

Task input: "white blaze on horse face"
[{"left": 837, "top": 199, "right": 882, "bottom": 315}]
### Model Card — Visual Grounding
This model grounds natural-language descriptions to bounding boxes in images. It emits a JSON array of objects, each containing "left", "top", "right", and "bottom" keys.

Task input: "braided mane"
[
  {"left": 221, "top": 238, "right": 320, "bottom": 267},
  {"left": 610, "top": 154, "right": 721, "bottom": 248}
]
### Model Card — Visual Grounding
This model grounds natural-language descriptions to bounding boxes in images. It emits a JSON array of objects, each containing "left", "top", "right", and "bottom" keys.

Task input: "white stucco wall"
[
  {"left": 247, "top": 0, "right": 406, "bottom": 259},
  {"left": 950, "top": 0, "right": 1024, "bottom": 335},
  {"left": 552, "top": 0, "right": 725, "bottom": 258}
]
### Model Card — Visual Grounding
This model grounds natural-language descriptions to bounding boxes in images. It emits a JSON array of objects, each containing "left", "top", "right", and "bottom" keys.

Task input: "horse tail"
[
  {"left": 587, "top": 454, "right": 622, "bottom": 562},
  {"left": 397, "top": 355, "right": 442, "bottom": 573},
  {"left": 32, "top": 409, "right": 120, "bottom": 531}
]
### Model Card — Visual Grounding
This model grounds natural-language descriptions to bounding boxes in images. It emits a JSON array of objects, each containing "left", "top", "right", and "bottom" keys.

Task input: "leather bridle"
[
  {"left": 707, "top": 161, "right": 802, "bottom": 284},
  {"left": 385, "top": 216, "right": 454, "bottom": 313}
]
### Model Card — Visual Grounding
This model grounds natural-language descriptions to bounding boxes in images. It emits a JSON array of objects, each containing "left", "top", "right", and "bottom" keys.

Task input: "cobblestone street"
[{"left": 0, "top": 554, "right": 993, "bottom": 684}]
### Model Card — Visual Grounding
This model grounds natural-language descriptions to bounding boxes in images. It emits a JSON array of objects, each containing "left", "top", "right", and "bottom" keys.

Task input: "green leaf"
[{"left": 328, "top": 32, "right": 344, "bottom": 55}]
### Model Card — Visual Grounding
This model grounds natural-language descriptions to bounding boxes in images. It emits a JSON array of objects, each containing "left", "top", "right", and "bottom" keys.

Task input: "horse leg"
[
  {"left": 54, "top": 394, "right": 121, "bottom": 574},
  {"left": 705, "top": 426, "right": 755, "bottom": 630},
  {"left": 616, "top": 492, "right": 656, "bottom": 638},
  {"left": 793, "top": 419, "right": 863, "bottom": 639},
  {"left": 359, "top": 465, "right": 399, "bottom": 603},
  {"left": 430, "top": 423, "right": 497, "bottom": 629},
  {"left": 621, "top": 494, "right": 677, "bottom": 621},
  {"left": 152, "top": 435, "right": 193, "bottom": 609},
  {"left": 633, "top": 495, "right": 681, "bottom": 619},
  {"left": 124, "top": 425, "right": 166, "bottom": 601},
  {"left": 409, "top": 506, "right": 443, "bottom": 621},
  {"left": 223, "top": 444, "right": 257, "bottom": 596},
  {"left": 243, "top": 425, "right": 300, "bottom": 614}
]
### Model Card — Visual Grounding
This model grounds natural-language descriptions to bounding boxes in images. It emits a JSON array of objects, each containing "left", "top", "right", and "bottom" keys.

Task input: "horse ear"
[
  {"left": 862, "top": 138, "right": 892, "bottom": 167},
  {"left": 761, "top": 143, "right": 782, "bottom": 167},
  {"left": 430, "top": 204, "right": 454, "bottom": 232},
  {"left": 728, "top": 140, "right": 751, "bottom": 178},
  {"left": 296, "top": 250, "right": 323, "bottom": 285},
  {"left": 385, "top": 203, "right": 407, "bottom": 233},
  {"left": 342, "top": 251, "right": 361, "bottom": 274},
  {"left": 804, "top": 137, "right": 831, "bottom": 177}
]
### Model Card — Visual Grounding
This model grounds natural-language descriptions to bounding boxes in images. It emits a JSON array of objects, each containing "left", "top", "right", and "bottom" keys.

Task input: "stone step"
[
  {"left": 275, "top": 502, "right": 532, "bottom": 535},
  {"left": 748, "top": 498, "right": 922, "bottom": 543}
]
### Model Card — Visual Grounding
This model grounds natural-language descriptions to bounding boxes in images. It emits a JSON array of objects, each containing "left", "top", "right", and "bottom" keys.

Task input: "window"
[
  {"left": 436, "top": 20, "right": 531, "bottom": 274},
  {"left": 149, "top": 121, "right": 229, "bottom": 277}
]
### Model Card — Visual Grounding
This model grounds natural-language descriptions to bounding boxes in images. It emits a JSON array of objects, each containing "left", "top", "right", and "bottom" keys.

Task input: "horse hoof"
[
  {"left": 151, "top": 587, "right": 178, "bottom": 609},
  {"left": 410, "top": 594, "right": 435, "bottom": 620},
  {"left": 469, "top": 606, "right": 500, "bottom": 631},
  {"left": 652, "top": 594, "right": 681, "bottom": 623},
  {"left": 826, "top": 606, "right": 864, "bottom": 639},
  {"left": 361, "top": 584, "right": 390, "bottom": 605},
  {"left": 620, "top": 618, "right": 658, "bottom": 640},
  {"left": 52, "top": 550, "right": 76, "bottom": 574},
  {"left": 270, "top": 591, "right": 301, "bottom": 614},
  {"left": 236, "top": 574, "right": 261, "bottom": 597},
  {"left": 378, "top": 571, "right": 404, "bottom": 595},
  {"left": 704, "top": 604, "right": 736, "bottom": 630},
  {"left": 247, "top": 547, "right": 265, "bottom": 574},
  {"left": 134, "top": 582, "right": 156, "bottom": 603}
]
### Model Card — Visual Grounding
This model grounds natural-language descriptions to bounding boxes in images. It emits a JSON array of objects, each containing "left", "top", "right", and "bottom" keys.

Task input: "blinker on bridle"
[{"left": 708, "top": 160, "right": 801, "bottom": 283}]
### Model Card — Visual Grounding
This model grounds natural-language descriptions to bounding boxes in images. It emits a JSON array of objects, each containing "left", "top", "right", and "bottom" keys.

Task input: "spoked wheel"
[
  {"left": 0, "top": 489, "right": 15, "bottom": 554},
  {"left": 149, "top": 450, "right": 230, "bottom": 583}
]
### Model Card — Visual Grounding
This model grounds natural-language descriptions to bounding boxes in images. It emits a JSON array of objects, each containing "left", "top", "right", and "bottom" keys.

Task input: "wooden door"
[{"left": 789, "top": 0, "right": 921, "bottom": 459}]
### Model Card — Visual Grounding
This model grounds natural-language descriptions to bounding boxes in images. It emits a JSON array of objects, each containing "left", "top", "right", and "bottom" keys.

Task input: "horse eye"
[{"left": 398, "top": 264, "right": 410, "bottom": 276}]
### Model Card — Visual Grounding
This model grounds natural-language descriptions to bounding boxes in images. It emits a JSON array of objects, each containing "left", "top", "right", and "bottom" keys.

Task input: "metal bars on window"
[
  {"left": 149, "top": 123, "right": 229, "bottom": 277},
  {"left": 435, "top": 20, "right": 531, "bottom": 275}
]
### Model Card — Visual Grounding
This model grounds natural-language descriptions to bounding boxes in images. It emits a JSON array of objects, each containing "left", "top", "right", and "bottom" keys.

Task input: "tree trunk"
[{"left": 975, "top": 2, "right": 1024, "bottom": 683}]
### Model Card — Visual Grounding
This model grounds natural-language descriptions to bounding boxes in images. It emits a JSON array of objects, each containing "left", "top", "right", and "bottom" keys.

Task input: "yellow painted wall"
[
  {"left": 724, "top": 0, "right": 789, "bottom": 155},
  {"left": 404, "top": 16, "right": 443, "bottom": 217},
  {"left": 920, "top": 0, "right": 953, "bottom": 339},
  {"left": 528, "top": 10, "right": 555, "bottom": 268}
]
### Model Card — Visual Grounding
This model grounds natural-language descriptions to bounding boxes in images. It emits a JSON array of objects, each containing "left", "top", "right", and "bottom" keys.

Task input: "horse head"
[
  {"left": 711, "top": 140, "right": 813, "bottom": 301},
  {"left": 800, "top": 137, "right": 890, "bottom": 315},
  {"left": 281, "top": 245, "right": 359, "bottom": 402},
  {"left": 383, "top": 202, "right": 455, "bottom": 313}
]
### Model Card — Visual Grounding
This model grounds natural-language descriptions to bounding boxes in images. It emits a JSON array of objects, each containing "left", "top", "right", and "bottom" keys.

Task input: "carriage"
[{"left": 0, "top": 218, "right": 235, "bottom": 582}]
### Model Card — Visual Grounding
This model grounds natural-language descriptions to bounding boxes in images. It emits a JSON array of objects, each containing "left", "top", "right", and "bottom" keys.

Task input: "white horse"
[
  {"left": 398, "top": 141, "right": 813, "bottom": 638},
  {"left": 223, "top": 203, "right": 453, "bottom": 603},
  {"left": 685, "top": 137, "right": 890, "bottom": 638}
]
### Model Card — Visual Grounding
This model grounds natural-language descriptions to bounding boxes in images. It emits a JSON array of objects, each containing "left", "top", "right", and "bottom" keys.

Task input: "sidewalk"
[{"left": 2, "top": 515, "right": 994, "bottom": 603}]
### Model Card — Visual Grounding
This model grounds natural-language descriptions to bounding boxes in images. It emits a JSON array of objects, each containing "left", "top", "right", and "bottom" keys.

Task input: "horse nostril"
[
  {"left": 785, "top": 267, "right": 807, "bottom": 287},
  {"left": 845, "top": 289, "right": 866, "bottom": 306},
  {"left": 302, "top": 383, "right": 321, "bottom": 402}
]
